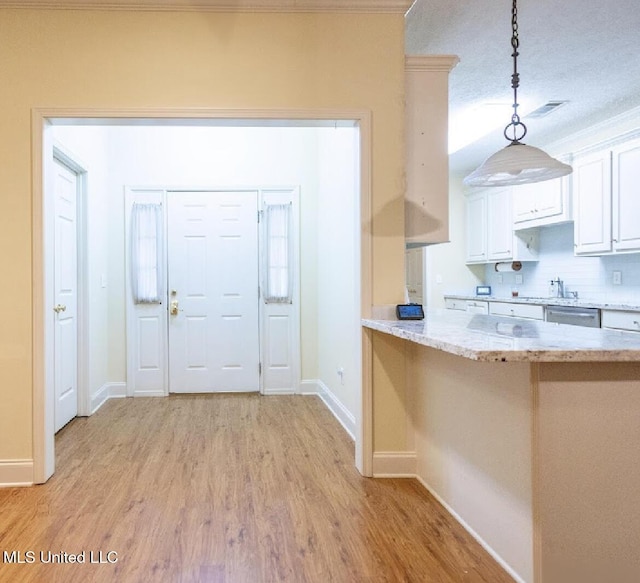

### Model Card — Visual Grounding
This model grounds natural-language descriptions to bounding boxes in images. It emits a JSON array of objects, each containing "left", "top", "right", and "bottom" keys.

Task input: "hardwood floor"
[{"left": 0, "top": 395, "right": 513, "bottom": 583}]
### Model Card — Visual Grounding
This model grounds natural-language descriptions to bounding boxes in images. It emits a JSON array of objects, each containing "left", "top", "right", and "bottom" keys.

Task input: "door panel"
[
  {"left": 260, "top": 189, "right": 300, "bottom": 395},
  {"left": 54, "top": 159, "right": 78, "bottom": 432},
  {"left": 125, "top": 190, "right": 167, "bottom": 397},
  {"left": 168, "top": 191, "right": 259, "bottom": 393}
]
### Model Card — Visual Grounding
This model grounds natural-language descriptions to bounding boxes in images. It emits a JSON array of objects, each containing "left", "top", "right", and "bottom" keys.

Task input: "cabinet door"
[
  {"left": 513, "top": 177, "right": 566, "bottom": 227},
  {"left": 487, "top": 188, "right": 513, "bottom": 260},
  {"left": 466, "top": 192, "right": 487, "bottom": 263},
  {"left": 534, "top": 177, "right": 564, "bottom": 220},
  {"left": 405, "top": 57, "right": 456, "bottom": 245},
  {"left": 574, "top": 150, "right": 612, "bottom": 254},
  {"left": 512, "top": 182, "right": 538, "bottom": 224},
  {"left": 612, "top": 138, "right": 640, "bottom": 252}
]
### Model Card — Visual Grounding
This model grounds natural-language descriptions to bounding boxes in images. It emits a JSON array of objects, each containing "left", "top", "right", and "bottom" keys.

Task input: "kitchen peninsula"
[{"left": 363, "top": 310, "right": 640, "bottom": 583}]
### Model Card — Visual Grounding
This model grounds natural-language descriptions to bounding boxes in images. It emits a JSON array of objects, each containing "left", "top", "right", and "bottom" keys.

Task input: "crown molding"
[
  {"left": 405, "top": 55, "right": 460, "bottom": 73},
  {"left": 0, "top": 0, "right": 414, "bottom": 13}
]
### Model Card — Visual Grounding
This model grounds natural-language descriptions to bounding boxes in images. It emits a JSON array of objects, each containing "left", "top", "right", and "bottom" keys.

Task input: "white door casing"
[
  {"left": 33, "top": 109, "right": 369, "bottom": 487},
  {"left": 168, "top": 191, "right": 260, "bottom": 393},
  {"left": 53, "top": 159, "right": 78, "bottom": 432}
]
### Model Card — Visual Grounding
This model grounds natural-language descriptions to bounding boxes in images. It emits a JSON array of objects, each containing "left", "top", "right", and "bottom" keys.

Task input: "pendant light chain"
[
  {"left": 505, "top": 0, "right": 527, "bottom": 144},
  {"left": 463, "top": 0, "right": 573, "bottom": 186}
]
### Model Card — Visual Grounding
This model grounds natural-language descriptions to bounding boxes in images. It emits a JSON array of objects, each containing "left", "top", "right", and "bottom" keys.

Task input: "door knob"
[
  {"left": 54, "top": 304, "right": 66, "bottom": 313},
  {"left": 170, "top": 300, "right": 179, "bottom": 316}
]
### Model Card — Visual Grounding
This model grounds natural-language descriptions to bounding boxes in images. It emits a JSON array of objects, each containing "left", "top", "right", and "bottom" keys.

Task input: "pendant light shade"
[
  {"left": 464, "top": 143, "right": 572, "bottom": 187},
  {"left": 464, "top": 0, "right": 572, "bottom": 187}
]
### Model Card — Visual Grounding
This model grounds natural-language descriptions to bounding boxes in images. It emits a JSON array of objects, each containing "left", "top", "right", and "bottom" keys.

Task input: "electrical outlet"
[
  {"left": 613, "top": 271, "right": 622, "bottom": 285},
  {"left": 435, "top": 274, "right": 443, "bottom": 284},
  {"left": 515, "top": 274, "right": 523, "bottom": 284},
  {"left": 497, "top": 274, "right": 503, "bottom": 284}
]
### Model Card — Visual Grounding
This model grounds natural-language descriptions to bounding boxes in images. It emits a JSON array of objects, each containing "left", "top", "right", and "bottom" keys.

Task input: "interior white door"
[
  {"left": 53, "top": 158, "right": 78, "bottom": 432},
  {"left": 168, "top": 191, "right": 260, "bottom": 393}
]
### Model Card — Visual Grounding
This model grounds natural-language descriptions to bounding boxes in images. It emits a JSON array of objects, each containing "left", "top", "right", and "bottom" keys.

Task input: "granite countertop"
[
  {"left": 362, "top": 309, "right": 640, "bottom": 362},
  {"left": 444, "top": 294, "right": 640, "bottom": 311}
]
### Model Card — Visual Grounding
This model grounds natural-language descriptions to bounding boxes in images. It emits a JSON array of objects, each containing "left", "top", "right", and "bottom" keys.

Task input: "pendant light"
[{"left": 464, "top": 0, "right": 572, "bottom": 187}]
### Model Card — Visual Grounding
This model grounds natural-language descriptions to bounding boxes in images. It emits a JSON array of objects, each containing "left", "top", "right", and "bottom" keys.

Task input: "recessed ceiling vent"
[{"left": 526, "top": 101, "right": 569, "bottom": 118}]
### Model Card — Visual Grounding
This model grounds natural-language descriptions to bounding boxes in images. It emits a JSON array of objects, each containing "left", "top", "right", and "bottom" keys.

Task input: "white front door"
[
  {"left": 53, "top": 159, "right": 78, "bottom": 431},
  {"left": 167, "top": 191, "right": 260, "bottom": 393}
]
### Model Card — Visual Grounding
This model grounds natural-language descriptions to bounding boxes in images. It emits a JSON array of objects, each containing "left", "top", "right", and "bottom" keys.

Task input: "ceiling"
[{"left": 405, "top": 0, "right": 640, "bottom": 176}]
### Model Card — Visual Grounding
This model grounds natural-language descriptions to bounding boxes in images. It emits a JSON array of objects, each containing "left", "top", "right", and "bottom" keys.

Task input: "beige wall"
[{"left": 0, "top": 8, "right": 406, "bottom": 462}]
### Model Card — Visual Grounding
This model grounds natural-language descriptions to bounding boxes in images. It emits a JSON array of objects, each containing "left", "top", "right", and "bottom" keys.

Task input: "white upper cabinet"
[
  {"left": 512, "top": 173, "right": 571, "bottom": 229},
  {"left": 574, "top": 137, "right": 640, "bottom": 256},
  {"left": 466, "top": 190, "right": 487, "bottom": 262},
  {"left": 612, "top": 137, "right": 640, "bottom": 252},
  {"left": 487, "top": 188, "right": 514, "bottom": 260},
  {"left": 465, "top": 188, "right": 538, "bottom": 264},
  {"left": 405, "top": 56, "right": 459, "bottom": 247},
  {"left": 573, "top": 149, "right": 612, "bottom": 255}
]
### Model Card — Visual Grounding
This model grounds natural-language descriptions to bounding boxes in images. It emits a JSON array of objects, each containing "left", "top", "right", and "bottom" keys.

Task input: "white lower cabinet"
[
  {"left": 444, "top": 299, "right": 488, "bottom": 314},
  {"left": 489, "top": 302, "right": 545, "bottom": 320},
  {"left": 466, "top": 300, "right": 489, "bottom": 314},
  {"left": 445, "top": 298, "right": 468, "bottom": 311},
  {"left": 601, "top": 310, "right": 640, "bottom": 332}
]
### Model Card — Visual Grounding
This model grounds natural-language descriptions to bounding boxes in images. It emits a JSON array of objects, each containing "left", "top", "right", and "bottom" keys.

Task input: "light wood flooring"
[{"left": 0, "top": 395, "right": 514, "bottom": 583}]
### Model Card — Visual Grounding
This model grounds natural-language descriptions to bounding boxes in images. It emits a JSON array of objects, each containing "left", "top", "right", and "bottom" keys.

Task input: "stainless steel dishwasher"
[{"left": 545, "top": 305, "right": 601, "bottom": 328}]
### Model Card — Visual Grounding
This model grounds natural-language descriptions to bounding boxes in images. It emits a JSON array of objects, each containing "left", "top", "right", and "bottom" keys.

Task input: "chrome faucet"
[{"left": 550, "top": 277, "right": 564, "bottom": 298}]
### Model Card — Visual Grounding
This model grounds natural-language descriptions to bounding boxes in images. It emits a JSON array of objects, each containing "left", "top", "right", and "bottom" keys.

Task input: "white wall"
[
  {"left": 51, "top": 123, "right": 361, "bottom": 425},
  {"left": 316, "top": 127, "right": 360, "bottom": 424},
  {"left": 483, "top": 223, "right": 640, "bottom": 303},
  {"left": 102, "top": 125, "right": 323, "bottom": 385}
]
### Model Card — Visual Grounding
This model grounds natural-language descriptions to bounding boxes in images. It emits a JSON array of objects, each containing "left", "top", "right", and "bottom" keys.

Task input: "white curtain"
[
  {"left": 264, "top": 203, "right": 293, "bottom": 303},
  {"left": 131, "top": 203, "right": 163, "bottom": 304}
]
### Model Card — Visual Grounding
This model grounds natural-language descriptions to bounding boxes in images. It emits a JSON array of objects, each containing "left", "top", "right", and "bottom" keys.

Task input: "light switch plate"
[{"left": 613, "top": 271, "right": 622, "bottom": 285}]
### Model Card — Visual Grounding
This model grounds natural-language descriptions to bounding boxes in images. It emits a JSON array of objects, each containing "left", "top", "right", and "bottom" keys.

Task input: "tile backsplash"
[{"left": 483, "top": 223, "right": 640, "bottom": 303}]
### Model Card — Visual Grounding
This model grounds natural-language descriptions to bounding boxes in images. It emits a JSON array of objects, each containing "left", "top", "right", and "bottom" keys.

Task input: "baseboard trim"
[
  {"left": 0, "top": 459, "right": 34, "bottom": 488},
  {"left": 132, "top": 389, "right": 166, "bottom": 398},
  {"left": 415, "top": 475, "right": 526, "bottom": 583},
  {"left": 372, "top": 451, "right": 417, "bottom": 477},
  {"left": 91, "top": 382, "right": 127, "bottom": 414},
  {"left": 300, "top": 379, "right": 356, "bottom": 441},
  {"left": 262, "top": 388, "right": 296, "bottom": 396}
]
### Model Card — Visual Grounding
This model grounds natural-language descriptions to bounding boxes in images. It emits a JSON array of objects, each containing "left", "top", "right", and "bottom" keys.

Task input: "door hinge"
[
  {"left": 259, "top": 362, "right": 262, "bottom": 375},
  {"left": 258, "top": 210, "right": 264, "bottom": 223}
]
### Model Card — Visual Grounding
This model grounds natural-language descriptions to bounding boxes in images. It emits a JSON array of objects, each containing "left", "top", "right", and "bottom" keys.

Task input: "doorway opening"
[{"left": 33, "top": 111, "right": 371, "bottom": 483}]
